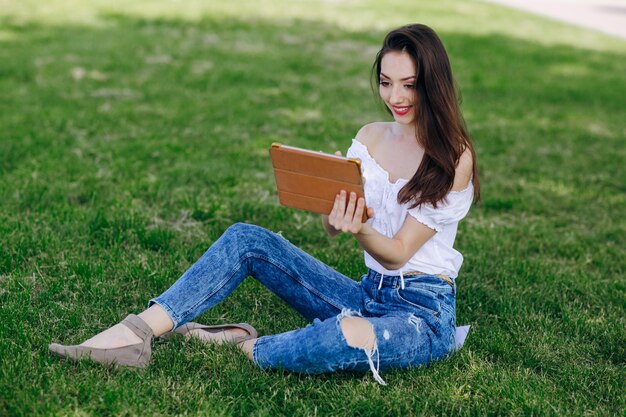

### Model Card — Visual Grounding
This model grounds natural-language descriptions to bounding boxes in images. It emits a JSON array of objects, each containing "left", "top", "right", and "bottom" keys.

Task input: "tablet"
[{"left": 269, "top": 143, "right": 368, "bottom": 222}]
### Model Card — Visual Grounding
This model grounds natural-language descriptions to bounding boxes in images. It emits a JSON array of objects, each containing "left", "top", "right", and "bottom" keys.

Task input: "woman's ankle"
[{"left": 138, "top": 304, "right": 175, "bottom": 337}]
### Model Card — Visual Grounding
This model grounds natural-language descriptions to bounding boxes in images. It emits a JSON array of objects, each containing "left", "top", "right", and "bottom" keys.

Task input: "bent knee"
[
  {"left": 225, "top": 222, "right": 256, "bottom": 236},
  {"left": 340, "top": 317, "right": 376, "bottom": 351},
  {"left": 226, "top": 222, "right": 277, "bottom": 240}
]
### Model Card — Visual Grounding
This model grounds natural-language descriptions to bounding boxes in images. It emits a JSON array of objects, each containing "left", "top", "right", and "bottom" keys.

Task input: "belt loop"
[{"left": 438, "top": 274, "right": 454, "bottom": 287}]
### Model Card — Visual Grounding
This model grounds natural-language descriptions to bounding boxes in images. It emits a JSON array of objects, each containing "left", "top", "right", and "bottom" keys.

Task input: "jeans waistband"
[{"left": 367, "top": 269, "right": 454, "bottom": 288}]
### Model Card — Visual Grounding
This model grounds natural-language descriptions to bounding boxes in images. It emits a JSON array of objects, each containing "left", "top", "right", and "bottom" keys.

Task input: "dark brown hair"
[{"left": 373, "top": 24, "right": 480, "bottom": 208}]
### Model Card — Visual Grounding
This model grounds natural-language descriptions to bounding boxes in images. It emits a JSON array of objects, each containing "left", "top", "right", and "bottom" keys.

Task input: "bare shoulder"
[
  {"left": 354, "top": 122, "right": 389, "bottom": 149},
  {"left": 452, "top": 148, "right": 474, "bottom": 191}
]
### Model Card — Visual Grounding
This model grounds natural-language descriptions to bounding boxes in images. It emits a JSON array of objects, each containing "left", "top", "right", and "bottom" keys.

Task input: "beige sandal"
[
  {"left": 163, "top": 322, "right": 258, "bottom": 345},
  {"left": 48, "top": 314, "right": 153, "bottom": 369}
]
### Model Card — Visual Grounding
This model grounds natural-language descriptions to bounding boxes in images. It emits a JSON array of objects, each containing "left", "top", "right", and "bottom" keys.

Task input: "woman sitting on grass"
[{"left": 50, "top": 23, "right": 480, "bottom": 385}]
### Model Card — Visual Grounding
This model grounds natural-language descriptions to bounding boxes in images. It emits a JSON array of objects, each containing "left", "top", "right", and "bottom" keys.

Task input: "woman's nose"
[{"left": 389, "top": 86, "right": 404, "bottom": 104}]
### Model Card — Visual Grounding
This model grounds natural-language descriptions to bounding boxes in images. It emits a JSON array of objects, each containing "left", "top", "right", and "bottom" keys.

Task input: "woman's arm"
[
  {"left": 355, "top": 216, "right": 435, "bottom": 270},
  {"left": 326, "top": 149, "right": 474, "bottom": 269},
  {"left": 326, "top": 190, "right": 435, "bottom": 269}
]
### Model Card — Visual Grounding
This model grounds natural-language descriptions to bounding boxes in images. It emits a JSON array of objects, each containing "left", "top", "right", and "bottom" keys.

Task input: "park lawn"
[{"left": 0, "top": 0, "right": 624, "bottom": 415}]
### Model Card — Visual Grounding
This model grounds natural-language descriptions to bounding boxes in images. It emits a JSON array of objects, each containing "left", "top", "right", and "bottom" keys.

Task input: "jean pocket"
[{"left": 395, "top": 286, "right": 442, "bottom": 316}]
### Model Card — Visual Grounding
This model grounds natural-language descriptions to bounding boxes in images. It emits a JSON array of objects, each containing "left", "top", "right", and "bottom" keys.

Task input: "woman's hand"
[
  {"left": 325, "top": 150, "right": 374, "bottom": 235},
  {"left": 327, "top": 190, "right": 374, "bottom": 235}
]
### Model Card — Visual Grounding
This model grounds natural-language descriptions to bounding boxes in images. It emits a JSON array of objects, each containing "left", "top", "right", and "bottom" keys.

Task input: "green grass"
[{"left": 1, "top": 0, "right": 624, "bottom": 415}]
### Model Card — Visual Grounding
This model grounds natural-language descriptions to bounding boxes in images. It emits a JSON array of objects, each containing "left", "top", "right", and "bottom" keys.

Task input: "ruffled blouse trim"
[
  {"left": 350, "top": 139, "right": 474, "bottom": 195},
  {"left": 407, "top": 210, "right": 441, "bottom": 232},
  {"left": 350, "top": 139, "right": 409, "bottom": 187},
  {"left": 348, "top": 138, "right": 474, "bottom": 234},
  {"left": 407, "top": 186, "right": 474, "bottom": 233}
]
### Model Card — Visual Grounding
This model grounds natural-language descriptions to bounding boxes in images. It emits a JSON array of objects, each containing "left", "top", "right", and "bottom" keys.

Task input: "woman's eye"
[
  {"left": 404, "top": 84, "right": 414, "bottom": 89},
  {"left": 379, "top": 81, "right": 390, "bottom": 87}
]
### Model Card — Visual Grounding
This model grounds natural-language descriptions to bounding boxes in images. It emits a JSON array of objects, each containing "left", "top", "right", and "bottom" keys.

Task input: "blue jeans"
[{"left": 149, "top": 223, "right": 456, "bottom": 384}]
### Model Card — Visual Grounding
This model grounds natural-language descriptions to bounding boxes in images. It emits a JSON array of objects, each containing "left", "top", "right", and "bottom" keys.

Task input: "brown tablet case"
[{"left": 269, "top": 143, "right": 368, "bottom": 222}]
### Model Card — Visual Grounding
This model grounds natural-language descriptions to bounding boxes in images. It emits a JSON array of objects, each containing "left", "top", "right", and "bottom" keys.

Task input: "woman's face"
[{"left": 378, "top": 51, "right": 417, "bottom": 124}]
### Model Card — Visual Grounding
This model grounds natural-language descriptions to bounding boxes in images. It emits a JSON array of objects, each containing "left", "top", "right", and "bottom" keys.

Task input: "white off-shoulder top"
[{"left": 346, "top": 139, "right": 474, "bottom": 280}]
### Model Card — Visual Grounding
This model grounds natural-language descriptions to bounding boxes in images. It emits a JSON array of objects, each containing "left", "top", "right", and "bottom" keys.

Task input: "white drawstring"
[{"left": 377, "top": 272, "right": 405, "bottom": 290}]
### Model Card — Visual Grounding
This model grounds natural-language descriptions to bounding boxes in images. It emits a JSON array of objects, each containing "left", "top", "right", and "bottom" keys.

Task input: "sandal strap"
[{"left": 121, "top": 314, "right": 153, "bottom": 340}]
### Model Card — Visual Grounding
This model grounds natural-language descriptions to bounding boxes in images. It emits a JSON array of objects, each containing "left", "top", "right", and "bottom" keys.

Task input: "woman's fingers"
[
  {"left": 342, "top": 192, "right": 357, "bottom": 231},
  {"left": 338, "top": 190, "right": 347, "bottom": 217},
  {"left": 351, "top": 197, "right": 365, "bottom": 230},
  {"left": 328, "top": 193, "right": 340, "bottom": 227},
  {"left": 329, "top": 191, "right": 346, "bottom": 229},
  {"left": 329, "top": 190, "right": 368, "bottom": 233}
]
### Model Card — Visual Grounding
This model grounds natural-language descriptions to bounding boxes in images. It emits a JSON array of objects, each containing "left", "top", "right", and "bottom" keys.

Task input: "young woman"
[{"left": 50, "top": 23, "right": 479, "bottom": 385}]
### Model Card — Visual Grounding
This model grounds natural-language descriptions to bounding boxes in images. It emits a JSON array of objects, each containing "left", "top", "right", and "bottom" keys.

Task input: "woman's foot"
[
  {"left": 172, "top": 322, "right": 258, "bottom": 345},
  {"left": 186, "top": 327, "right": 249, "bottom": 344},
  {"left": 79, "top": 323, "right": 143, "bottom": 349},
  {"left": 49, "top": 314, "right": 154, "bottom": 368}
]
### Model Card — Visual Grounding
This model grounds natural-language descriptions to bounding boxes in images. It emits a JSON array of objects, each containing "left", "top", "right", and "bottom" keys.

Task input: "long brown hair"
[{"left": 372, "top": 24, "right": 480, "bottom": 208}]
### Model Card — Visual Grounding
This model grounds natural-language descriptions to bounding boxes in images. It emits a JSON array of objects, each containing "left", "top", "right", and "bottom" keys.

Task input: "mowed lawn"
[{"left": 0, "top": 1, "right": 624, "bottom": 415}]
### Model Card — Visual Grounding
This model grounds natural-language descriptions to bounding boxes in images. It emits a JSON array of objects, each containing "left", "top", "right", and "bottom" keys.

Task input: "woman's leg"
[
  {"left": 81, "top": 223, "right": 364, "bottom": 348},
  {"left": 149, "top": 223, "right": 364, "bottom": 327},
  {"left": 251, "top": 311, "right": 456, "bottom": 385}
]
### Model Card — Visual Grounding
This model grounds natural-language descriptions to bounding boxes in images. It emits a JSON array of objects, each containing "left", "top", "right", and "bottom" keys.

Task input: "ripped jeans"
[{"left": 149, "top": 223, "right": 456, "bottom": 384}]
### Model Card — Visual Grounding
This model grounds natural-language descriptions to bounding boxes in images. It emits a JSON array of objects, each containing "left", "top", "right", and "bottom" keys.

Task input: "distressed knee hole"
[{"left": 340, "top": 317, "right": 376, "bottom": 351}]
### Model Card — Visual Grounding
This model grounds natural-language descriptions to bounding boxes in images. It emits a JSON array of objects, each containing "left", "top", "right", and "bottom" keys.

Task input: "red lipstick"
[{"left": 392, "top": 106, "right": 411, "bottom": 116}]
